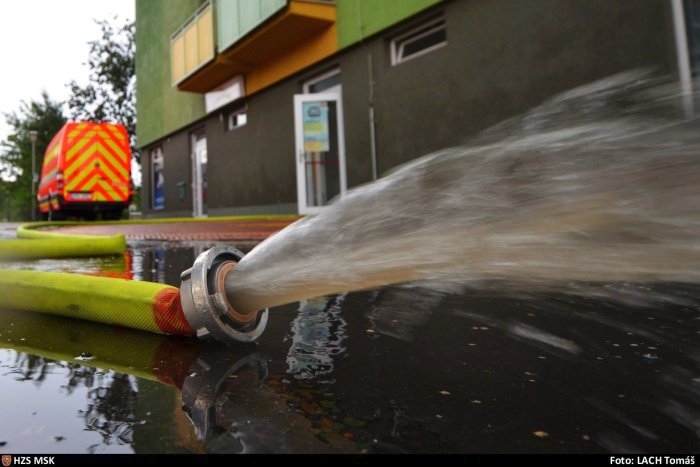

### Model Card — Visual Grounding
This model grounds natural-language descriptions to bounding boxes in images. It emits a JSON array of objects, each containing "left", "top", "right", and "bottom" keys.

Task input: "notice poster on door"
[{"left": 302, "top": 101, "right": 330, "bottom": 152}]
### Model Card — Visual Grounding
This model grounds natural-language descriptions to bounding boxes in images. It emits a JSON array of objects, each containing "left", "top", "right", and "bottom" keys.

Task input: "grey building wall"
[
  {"left": 141, "top": 0, "right": 674, "bottom": 218},
  {"left": 367, "top": 0, "right": 674, "bottom": 175},
  {"left": 205, "top": 81, "right": 300, "bottom": 216},
  {"left": 142, "top": 128, "right": 198, "bottom": 218}
]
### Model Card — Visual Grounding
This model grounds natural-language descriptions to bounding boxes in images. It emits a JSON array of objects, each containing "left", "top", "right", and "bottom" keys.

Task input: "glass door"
[
  {"left": 293, "top": 93, "right": 347, "bottom": 215},
  {"left": 191, "top": 129, "right": 208, "bottom": 217}
]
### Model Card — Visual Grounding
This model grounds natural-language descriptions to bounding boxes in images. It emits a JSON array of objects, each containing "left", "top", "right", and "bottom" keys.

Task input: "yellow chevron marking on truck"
[
  {"left": 65, "top": 143, "right": 128, "bottom": 181},
  {"left": 72, "top": 173, "right": 126, "bottom": 201},
  {"left": 104, "top": 138, "right": 128, "bottom": 162},
  {"left": 42, "top": 143, "right": 62, "bottom": 167},
  {"left": 65, "top": 132, "right": 96, "bottom": 160},
  {"left": 65, "top": 162, "right": 119, "bottom": 193},
  {"left": 79, "top": 175, "right": 123, "bottom": 199},
  {"left": 66, "top": 155, "right": 127, "bottom": 193}
]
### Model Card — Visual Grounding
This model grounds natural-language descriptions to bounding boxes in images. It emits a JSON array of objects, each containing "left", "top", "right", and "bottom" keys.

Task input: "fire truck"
[{"left": 37, "top": 122, "right": 133, "bottom": 221}]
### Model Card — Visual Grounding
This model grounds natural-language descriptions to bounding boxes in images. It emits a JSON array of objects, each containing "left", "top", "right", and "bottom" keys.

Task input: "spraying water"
[{"left": 226, "top": 71, "right": 700, "bottom": 314}]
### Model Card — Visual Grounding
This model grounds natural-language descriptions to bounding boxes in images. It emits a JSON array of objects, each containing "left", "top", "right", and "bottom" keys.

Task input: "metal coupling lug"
[{"left": 180, "top": 246, "right": 268, "bottom": 344}]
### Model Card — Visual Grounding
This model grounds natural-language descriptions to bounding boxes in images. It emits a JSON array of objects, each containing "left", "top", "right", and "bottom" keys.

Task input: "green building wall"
[
  {"left": 135, "top": 0, "right": 206, "bottom": 147},
  {"left": 336, "top": 0, "right": 443, "bottom": 48}
]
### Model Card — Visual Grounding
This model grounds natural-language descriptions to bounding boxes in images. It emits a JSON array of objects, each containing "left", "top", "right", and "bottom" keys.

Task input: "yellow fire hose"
[
  {"left": 0, "top": 223, "right": 269, "bottom": 344},
  {"left": 0, "top": 269, "right": 194, "bottom": 336},
  {"left": 0, "top": 221, "right": 128, "bottom": 260},
  {"left": 2, "top": 215, "right": 298, "bottom": 260}
]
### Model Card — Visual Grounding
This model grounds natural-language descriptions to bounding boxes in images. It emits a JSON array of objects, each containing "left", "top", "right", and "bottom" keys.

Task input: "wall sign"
[{"left": 302, "top": 101, "right": 330, "bottom": 152}]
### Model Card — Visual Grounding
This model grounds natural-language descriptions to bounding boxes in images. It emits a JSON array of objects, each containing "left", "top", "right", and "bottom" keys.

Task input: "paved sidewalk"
[
  {"left": 49, "top": 217, "right": 299, "bottom": 242},
  {"left": 0, "top": 223, "right": 22, "bottom": 239}
]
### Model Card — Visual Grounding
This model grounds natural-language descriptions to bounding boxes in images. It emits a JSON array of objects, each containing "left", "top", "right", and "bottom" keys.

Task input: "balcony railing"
[{"left": 170, "top": 3, "right": 215, "bottom": 86}]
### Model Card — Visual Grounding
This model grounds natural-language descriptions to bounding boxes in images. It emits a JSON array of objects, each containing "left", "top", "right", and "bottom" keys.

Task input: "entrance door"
[
  {"left": 293, "top": 93, "right": 347, "bottom": 215},
  {"left": 191, "top": 129, "right": 208, "bottom": 217}
]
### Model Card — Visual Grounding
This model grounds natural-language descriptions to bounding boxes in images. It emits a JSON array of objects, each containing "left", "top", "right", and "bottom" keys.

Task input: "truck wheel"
[
  {"left": 48, "top": 205, "right": 65, "bottom": 221},
  {"left": 102, "top": 210, "right": 123, "bottom": 221}
]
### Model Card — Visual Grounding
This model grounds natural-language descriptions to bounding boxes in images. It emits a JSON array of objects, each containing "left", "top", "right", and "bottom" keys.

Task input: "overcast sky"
[{"left": 0, "top": 0, "right": 135, "bottom": 144}]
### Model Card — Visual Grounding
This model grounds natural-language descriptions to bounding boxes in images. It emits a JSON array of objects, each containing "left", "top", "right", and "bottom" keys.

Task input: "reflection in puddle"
[
  {"left": 79, "top": 373, "right": 139, "bottom": 450},
  {"left": 0, "top": 349, "right": 137, "bottom": 453},
  {"left": 181, "top": 350, "right": 268, "bottom": 445},
  {"left": 286, "top": 294, "right": 347, "bottom": 380}
]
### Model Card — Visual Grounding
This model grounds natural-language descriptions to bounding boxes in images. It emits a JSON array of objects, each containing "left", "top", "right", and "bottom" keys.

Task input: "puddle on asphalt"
[{"left": 0, "top": 242, "right": 698, "bottom": 453}]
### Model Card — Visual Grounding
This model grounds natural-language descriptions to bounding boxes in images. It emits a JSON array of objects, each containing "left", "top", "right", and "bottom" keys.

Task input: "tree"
[
  {"left": 67, "top": 18, "right": 137, "bottom": 163},
  {"left": 0, "top": 92, "right": 67, "bottom": 220}
]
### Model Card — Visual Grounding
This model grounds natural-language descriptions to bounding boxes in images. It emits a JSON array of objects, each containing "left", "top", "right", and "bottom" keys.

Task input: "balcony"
[
  {"left": 170, "top": 3, "right": 215, "bottom": 87},
  {"left": 174, "top": 0, "right": 336, "bottom": 94}
]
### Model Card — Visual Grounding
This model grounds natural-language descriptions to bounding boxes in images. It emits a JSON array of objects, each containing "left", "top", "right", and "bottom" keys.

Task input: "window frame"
[
  {"left": 226, "top": 101, "right": 249, "bottom": 131},
  {"left": 303, "top": 68, "right": 341, "bottom": 94},
  {"left": 390, "top": 16, "right": 447, "bottom": 66}
]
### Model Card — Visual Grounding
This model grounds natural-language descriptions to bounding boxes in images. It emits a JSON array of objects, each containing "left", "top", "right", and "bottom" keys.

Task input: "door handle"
[{"left": 298, "top": 150, "right": 304, "bottom": 163}]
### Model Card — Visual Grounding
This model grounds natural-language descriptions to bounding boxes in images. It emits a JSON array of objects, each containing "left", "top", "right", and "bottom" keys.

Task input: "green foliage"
[
  {"left": 68, "top": 18, "right": 138, "bottom": 164},
  {"left": 0, "top": 92, "right": 67, "bottom": 221}
]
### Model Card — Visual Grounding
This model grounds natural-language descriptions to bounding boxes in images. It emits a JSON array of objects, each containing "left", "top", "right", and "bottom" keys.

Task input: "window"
[
  {"left": 303, "top": 68, "right": 341, "bottom": 94},
  {"left": 151, "top": 147, "right": 164, "bottom": 210},
  {"left": 227, "top": 101, "right": 248, "bottom": 130},
  {"left": 391, "top": 16, "right": 447, "bottom": 66},
  {"left": 228, "top": 112, "right": 248, "bottom": 130}
]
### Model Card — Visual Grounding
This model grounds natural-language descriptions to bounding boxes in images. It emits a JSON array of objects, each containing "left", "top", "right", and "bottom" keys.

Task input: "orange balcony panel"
[
  {"left": 176, "top": 57, "right": 251, "bottom": 93},
  {"left": 177, "top": 0, "right": 336, "bottom": 93}
]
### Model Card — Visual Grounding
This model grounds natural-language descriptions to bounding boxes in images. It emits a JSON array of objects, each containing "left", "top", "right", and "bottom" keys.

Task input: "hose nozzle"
[{"left": 180, "top": 246, "right": 268, "bottom": 344}]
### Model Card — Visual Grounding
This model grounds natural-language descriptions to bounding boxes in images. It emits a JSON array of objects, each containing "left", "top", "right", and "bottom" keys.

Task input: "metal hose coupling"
[{"left": 180, "top": 246, "right": 268, "bottom": 344}]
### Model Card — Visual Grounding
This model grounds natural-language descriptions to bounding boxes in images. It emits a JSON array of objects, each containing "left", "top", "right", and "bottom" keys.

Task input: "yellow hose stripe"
[
  {"left": 0, "top": 269, "right": 165, "bottom": 333},
  {"left": 16, "top": 225, "right": 124, "bottom": 241},
  {"left": 0, "top": 238, "right": 126, "bottom": 260},
  {"left": 7, "top": 224, "right": 127, "bottom": 259}
]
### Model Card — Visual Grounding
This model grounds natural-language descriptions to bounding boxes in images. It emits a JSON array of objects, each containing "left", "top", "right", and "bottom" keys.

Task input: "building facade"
[{"left": 136, "top": 0, "right": 691, "bottom": 218}]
